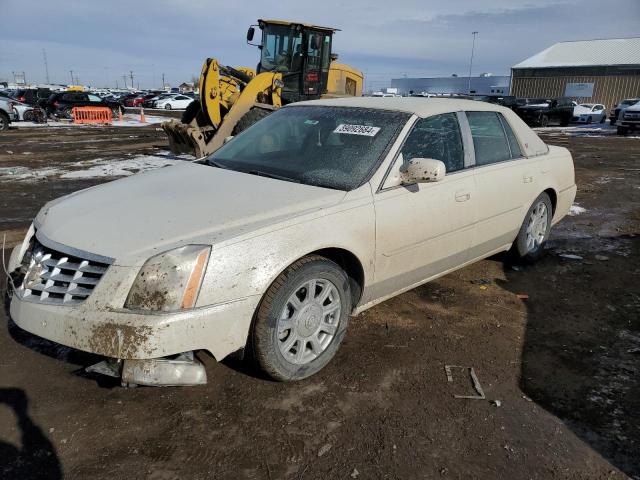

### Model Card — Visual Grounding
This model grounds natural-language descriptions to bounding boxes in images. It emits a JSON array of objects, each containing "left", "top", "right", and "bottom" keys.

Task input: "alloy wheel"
[
  {"left": 277, "top": 278, "right": 341, "bottom": 365},
  {"left": 525, "top": 201, "right": 548, "bottom": 252}
]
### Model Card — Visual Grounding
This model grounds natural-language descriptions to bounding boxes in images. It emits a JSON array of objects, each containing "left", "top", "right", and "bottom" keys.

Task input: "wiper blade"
[{"left": 248, "top": 170, "right": 300, "bottom": 183}]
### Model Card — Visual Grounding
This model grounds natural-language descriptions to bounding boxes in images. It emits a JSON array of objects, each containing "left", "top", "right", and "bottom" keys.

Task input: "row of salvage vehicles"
[{"left": 163, "top": 19, "right": 364, "bottom": 157}]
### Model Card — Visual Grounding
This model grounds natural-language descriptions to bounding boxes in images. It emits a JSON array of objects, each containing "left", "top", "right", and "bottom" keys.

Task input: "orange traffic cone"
[
  {"left": 140, "top": 107, "right": 146, "bottom": 123},
  {"left": 118, "top": 107, "right": 124, "bottom": 122}
]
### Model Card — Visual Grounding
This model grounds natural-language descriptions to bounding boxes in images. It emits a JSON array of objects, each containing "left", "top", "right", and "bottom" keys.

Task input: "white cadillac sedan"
[{"left": 7, "top": 98, "right": 576, "bottom": 383}]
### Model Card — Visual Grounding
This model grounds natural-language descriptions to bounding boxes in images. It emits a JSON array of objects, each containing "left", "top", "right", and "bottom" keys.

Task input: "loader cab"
[{"left": 250, "top": 20, "right": 335, "bottom": 103}]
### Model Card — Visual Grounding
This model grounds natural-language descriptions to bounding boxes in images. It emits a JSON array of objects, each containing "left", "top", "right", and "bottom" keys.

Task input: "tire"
[
  {"left": 600, "top": 115, "right": 606, "bottom": 124},
  {"left": 539, "top": 115, "right": 549, "bottom": 128},
  {"left": 251, "top": 255, "right": 352, "bottom": 381},
  {"left": 165, "top": 104, "right": 172, "bottom": 110},
  {"left": 23, "top": 110, "right": 35, "bottom": 122},
  {"left": 513, "top": 193, "right": 552, "bottom": 262},
  {"left": 232, "top": 108, "right": 273, "bottom": 135},
  {"left": 181, "top": 100, "right": 201, "bottom": 124},
  {"left": 0, "top": 112, "right": 9, "bottom": 131},
  {"left": 617, "top": 126, "right": 628, "bottom": 136},
  {"left": 610, "top": 117, "right": 616, "bottom": 126}
]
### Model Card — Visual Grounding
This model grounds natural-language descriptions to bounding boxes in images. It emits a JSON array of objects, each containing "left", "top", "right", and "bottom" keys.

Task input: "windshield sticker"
[
  {"left": 333, "top": 124, "right": 381, "bottom": 137},
  {"left": 304, "top": 119, "right": 319, "bottom": 125}
]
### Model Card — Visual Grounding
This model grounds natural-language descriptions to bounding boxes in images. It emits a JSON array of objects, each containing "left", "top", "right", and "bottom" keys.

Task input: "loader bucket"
[{"left": 161, "top": 119, "right": 215, "bottom": 158}]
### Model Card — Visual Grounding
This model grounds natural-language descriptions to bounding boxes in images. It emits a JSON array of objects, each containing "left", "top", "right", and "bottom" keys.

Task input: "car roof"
[
  {"left": 290, "top": 97, "right": 510, "bottom": 118},
  {"left": 290, "top": 96, "right": 549, "bottom": 158}
]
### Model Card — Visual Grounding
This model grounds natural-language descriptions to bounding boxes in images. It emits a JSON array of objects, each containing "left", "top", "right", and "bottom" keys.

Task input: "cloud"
[{"left": 1, "top": 0, "right": 638, "bottom": 88}]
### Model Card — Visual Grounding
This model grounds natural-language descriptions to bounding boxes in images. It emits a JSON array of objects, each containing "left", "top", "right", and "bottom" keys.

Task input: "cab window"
[{"left": 400, "top": 113, "right": 464, "bottom": 174}]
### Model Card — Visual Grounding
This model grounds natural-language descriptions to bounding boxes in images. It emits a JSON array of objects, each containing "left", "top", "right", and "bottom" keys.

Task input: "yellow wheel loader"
[{"left": 162, "top": 19, "right": 364, "bottom": 157}]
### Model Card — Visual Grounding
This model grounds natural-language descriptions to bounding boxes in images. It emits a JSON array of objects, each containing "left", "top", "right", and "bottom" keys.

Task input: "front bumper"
[{"left": 9, "top": 289, "right": 260, "bottom": 361}]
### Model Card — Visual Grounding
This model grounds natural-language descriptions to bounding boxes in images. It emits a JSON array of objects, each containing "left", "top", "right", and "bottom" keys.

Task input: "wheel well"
[
  {"left": 311, "top": 248, "right": 365, "bottom": 308},
  {"left": 544, "top": 188, "right": 557, "bottom": 214}
]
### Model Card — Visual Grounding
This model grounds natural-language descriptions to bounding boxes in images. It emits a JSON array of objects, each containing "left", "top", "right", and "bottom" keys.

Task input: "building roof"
[{"left": 513, "top": 37, "right": 640, "bottom": 69}]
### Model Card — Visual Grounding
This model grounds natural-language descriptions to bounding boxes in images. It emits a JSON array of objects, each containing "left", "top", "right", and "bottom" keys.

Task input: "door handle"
[
  {"left": 523, "top": 174, "right": 534, "bottom": 183},
  {"left": 455, "top": 190, "right": 471, "bottom": 202}
]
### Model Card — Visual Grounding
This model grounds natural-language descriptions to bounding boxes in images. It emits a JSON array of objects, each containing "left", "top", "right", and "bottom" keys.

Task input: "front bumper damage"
[{"left": 86, "top": 352, "right": 207, "bottom": 387}]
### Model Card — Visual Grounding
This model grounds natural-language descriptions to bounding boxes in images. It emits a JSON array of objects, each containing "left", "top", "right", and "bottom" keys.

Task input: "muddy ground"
[{"left": 0, "top": 124, "right": 638, "bottom": 480}]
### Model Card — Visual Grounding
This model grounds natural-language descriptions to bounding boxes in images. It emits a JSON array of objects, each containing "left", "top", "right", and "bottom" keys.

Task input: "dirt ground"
[{"left": 0, "top": 124, "right": 638, "bottom": 480}]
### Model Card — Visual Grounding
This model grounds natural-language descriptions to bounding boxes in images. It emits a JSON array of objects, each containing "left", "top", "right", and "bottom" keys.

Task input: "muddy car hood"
[{"left": 35, "top": 162, "right": 346, "bottom": 264}]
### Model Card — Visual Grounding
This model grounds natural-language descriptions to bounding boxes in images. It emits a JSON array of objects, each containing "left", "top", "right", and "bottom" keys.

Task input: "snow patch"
[{"left": 568, "top": 204, "right": 587, "bottom": 216}]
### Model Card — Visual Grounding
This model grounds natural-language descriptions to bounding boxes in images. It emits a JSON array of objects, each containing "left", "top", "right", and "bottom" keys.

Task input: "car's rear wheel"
[
  {"left": 513, "top": 193, "right": 552, "bottom": 262},
  {"left": 0, "top": 112, "right": 9, "bottom": 131},
  {"left": 251, "top": 255, "right": 351, "bottom": 381},
  {"left": 164, "top": 104, "right": 172, "bottom": 110},
  {"left": 23, "top": 110, "right": 34, "bottom": 122}
]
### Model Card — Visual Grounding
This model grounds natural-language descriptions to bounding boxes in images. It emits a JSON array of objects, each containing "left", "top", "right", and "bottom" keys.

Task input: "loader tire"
[
  {"left": 181, "top": 100, "right": 201, "bottom": 124},
  {"left": 232, "top": 108, "right": 273, "bottom": 135}
]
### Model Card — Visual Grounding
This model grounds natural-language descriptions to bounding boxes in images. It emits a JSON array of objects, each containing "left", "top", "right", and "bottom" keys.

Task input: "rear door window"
[
  {"left": 498, "top": 114, "right": 522, "bottom": 159},
  {"left": 466, "top": 111, "right": 512, "bottom": 166},
  {"left": 400, "top": 113, "right": 464, "bottom": 173}
]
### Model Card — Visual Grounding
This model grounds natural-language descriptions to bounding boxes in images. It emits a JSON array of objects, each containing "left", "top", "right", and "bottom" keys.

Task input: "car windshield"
[{"left": 207, "top": 106, "right": 410, "bottom": 190}]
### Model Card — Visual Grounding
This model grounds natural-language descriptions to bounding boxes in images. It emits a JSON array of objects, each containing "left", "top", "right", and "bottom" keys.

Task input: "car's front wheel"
[
  {"left": 164, "top": 104, "right": 172, "bottom": 110},
  {"left": 513, "top": 193, "right": 552, "bottom": 262},
  {"left": 251, "top": 255, "right": 351, "bottom": 381}
]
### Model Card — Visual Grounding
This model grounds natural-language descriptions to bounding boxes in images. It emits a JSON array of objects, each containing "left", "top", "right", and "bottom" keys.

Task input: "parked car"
[
  {"left": 617, "top": 102, "right": 640, "bottom": 135},
  {"left": 7, "top": 98, "right": 576, "bottom": 383},
  {"left": 124, "top": 94, "right": 150, "bottom": 107},
  {"left": 610, "top": 98, "right": 640, "bottom": 126},
  {"left": 514, "top": 97, "right": 574, "bottom": 127},
  {"left": 44, "top": 92, "right": 121, "bottom": 118},
  {"left": 156, "top": 95, "right": 194, "bottom": 110},
  {"left": 143, "top": 93, "right": 179, "bottom": 108},
  {"left": 0, "top": 98, "right": 17, "bottom": 131},
  {"left": 571, "top": 103, "right": 606, "bottom": 124},
  {"left": 118, "top": 93, "right": 140, "bottom": 107},
  {"left": 475, "top": 95, "right": 519, "bottom": 109},
  {"left": 12, "top": 101, "right": 34, "bottom": 121},
  {"left": 10, "top": 88, "right": 52, "bottom": 106}
]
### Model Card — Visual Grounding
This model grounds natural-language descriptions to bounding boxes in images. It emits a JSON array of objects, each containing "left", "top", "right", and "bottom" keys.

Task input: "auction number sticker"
[{"left": 333, "top": 124, "right": 381, "bottom": 137}]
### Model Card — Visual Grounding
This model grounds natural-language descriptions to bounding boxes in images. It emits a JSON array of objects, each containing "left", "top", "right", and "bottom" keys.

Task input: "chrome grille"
[{"left": 18, "top": 240, "right": 110, "bottom": 305}]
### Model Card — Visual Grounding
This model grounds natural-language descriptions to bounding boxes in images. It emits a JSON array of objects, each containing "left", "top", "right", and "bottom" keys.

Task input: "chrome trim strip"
[{"left": 35, "top": 231, "right": 114, "bottom": 265}]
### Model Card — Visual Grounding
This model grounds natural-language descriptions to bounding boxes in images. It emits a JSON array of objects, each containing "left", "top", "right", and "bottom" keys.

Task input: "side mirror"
[
  {"left": 401, "top": 158, "right": 446, "bottom": 184},
  {"left": 246, "top": 27, "right": 255, "bottom": 42}
]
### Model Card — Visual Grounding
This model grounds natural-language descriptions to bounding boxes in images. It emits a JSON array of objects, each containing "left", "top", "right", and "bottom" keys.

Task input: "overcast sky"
[{"left": 1, "top": 0, "right": 638, "bottom": 90}]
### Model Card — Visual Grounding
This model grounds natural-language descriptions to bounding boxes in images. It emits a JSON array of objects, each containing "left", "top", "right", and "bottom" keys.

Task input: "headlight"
[{"left": 125, "top": 245, "right": 210, "bottom": 312}]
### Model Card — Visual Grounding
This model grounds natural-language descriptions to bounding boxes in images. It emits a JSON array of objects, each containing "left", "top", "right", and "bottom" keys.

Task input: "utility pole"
[
  {"left": 162, "top": 73, "right": 165, "bottom": 90},
  {"left": 467, "top": 31, "right": 478, "bottom": 95},
  {"left": 42, "top": 48, "right": 50, "bottom": 84},
  {"left": 69, "top": 70, "right": 74, "bottom": 85},
  {"left": 129, "top": 71, "right": 134, "bottom": 90},
  {"left": 122, "top": 74, "right": 128, "bottom": 89}
]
